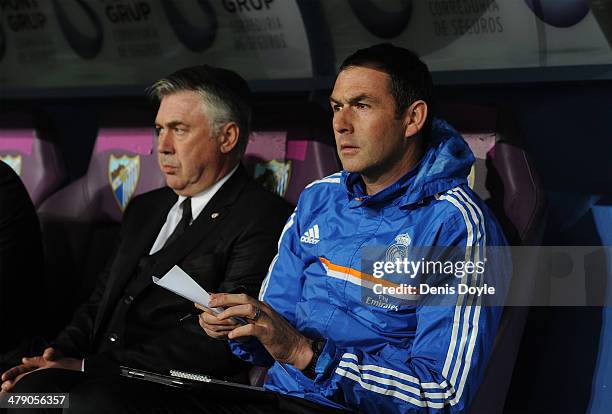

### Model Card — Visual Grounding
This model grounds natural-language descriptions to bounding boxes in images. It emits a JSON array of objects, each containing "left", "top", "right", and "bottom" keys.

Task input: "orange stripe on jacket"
[{"left": 319, "top": 257, "right": 400, "bottom": 289}]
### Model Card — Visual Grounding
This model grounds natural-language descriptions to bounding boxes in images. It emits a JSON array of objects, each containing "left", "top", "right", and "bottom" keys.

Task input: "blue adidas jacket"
[{"left": 230, "top": 120, "right": 510, "bottom": 413}]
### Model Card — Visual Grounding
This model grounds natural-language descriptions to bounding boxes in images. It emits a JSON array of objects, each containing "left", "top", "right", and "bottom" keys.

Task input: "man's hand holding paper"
[
  {"left": 152, "top": 265, "right": 247, "bottom": 328},
  {"left": 195, "top": 300, "right": 244, "bottom": 340}
]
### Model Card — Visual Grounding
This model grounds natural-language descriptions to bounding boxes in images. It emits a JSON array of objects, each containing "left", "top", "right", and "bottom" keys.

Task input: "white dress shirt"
[{"left": 149, "top": 164, "right": 239, "bottom": 255}]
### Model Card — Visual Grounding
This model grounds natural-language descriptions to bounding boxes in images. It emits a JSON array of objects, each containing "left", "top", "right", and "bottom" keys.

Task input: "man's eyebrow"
[
  {"left": 348, "top": 94, "right": 377, "bottom": 104},
  {"left": 329, "top": 94, "right": 378, "bottom": 105},
  {"left": 155, "top": 120, "right": 189, "bottom": 128}
]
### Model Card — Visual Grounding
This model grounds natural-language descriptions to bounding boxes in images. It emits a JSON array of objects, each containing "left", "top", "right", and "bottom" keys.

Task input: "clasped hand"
[{"left": 197, "top": 293, "right": 313, "bottom": 370}]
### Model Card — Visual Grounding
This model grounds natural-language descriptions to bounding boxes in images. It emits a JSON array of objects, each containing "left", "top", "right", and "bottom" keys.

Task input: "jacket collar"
[{"left": 342, "top": 119, "right": 474, "bottom": 209}]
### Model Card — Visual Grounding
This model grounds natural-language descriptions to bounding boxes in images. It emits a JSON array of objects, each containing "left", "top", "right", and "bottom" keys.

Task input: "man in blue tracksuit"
[{"left": 199, "top": 43, "right": 510, "bottom": 413}]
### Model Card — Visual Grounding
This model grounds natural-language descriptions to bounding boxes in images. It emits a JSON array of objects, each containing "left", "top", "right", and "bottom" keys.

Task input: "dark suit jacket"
[
  {"left": 0, "top": 161, "right": 44, "bottom": 354},
  {"left": 53, "top": 165, "right": 292, "bottom": 378}
]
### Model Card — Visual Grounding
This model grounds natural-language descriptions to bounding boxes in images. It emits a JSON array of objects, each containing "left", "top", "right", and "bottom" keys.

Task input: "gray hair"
[{"left": 148, "top": 65, "right": 252, "bottom": 156}]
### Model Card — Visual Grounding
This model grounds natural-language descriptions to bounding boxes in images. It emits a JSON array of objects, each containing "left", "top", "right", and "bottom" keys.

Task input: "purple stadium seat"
[
  {"left": 439, "top": 104, "right": 546, "bottom": 414},
  {"left": 0, "top": 112, "right": 66, "bottom": 207},
  {"left": 38, "top": 127, "right": 165, "bottom": 222},
  {"left": 442, "top": 104, "right": 546, "bottom": 244},
  {"left": 244, "top": 133, "right": 340, "bottom": 206},
  {"left": 37, "top": 123, "right": 165, "bottom": 333},
  {"left": 245, "top": 103, "right": 340, "bottom": 206}
]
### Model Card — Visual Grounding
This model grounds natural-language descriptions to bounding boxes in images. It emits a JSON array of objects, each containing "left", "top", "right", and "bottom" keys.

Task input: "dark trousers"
[{"left": 5, "top": 368, "right": 351, "bottom": 414}]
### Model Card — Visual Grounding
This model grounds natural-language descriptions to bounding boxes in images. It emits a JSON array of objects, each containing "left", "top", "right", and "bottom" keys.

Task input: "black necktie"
[{"left": 163, "top": 197, "right": 192, "bottom": 248}]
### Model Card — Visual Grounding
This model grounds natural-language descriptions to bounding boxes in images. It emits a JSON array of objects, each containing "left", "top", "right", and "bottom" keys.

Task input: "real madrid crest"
[
  {"left": 108, "top": 154, "right": 141, "bottom": 211},
  {"left": 0, "top": 154, "right": 23, "bottom": 176},
  {"left": 385, "top": 233, "right": 411, "bottom": 263}
]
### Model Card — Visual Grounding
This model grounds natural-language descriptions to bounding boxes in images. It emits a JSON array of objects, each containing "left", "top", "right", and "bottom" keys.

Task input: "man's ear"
[
  {"left": 217, "top": 122, "right": 240, "bottom": 154},
  {"left": 402, "top": 100, "right": 428, "bottom": 138}
]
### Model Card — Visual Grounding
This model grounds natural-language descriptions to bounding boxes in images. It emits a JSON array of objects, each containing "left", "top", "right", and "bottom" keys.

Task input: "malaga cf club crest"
[
  {"left": 0, "top": 154, "right": 22, "bottom": 176},
  {"left": 385, "top": 233, "right": 411, "bottom": 263},
  {"left": 108, "top": 154, "right": 140, "bottom": 211}
]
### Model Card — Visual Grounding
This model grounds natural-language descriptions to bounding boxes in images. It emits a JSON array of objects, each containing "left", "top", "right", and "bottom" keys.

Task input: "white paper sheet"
[{"left": 153, "top": 265, "right": 246, "bottom": 324}]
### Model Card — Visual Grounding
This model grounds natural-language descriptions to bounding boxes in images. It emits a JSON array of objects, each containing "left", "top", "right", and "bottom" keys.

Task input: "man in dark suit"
[
  {"left": 0, "top": 161, "right": 45, "bottom": 370},
  {"left": 0, "top": 66, "right": 292, "bottom": 404}
]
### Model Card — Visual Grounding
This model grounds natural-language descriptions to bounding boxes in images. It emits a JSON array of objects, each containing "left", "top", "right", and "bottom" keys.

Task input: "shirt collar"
[{"left": 177, "top": 164, "right": 239, "bottom": 221}]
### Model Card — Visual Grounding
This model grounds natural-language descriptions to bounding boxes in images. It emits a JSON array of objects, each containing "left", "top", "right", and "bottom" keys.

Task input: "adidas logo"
[{"left": 300, "top": 224, "right": 320, "bottom": 245}]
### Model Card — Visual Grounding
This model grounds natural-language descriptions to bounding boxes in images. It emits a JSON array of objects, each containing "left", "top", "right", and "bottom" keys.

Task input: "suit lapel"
[
  {"left": 150, "top": 165, "right": 249, "bottom": 276},
  {"left": 127, "top": 190, "right": 177, "bottom": 266}
]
